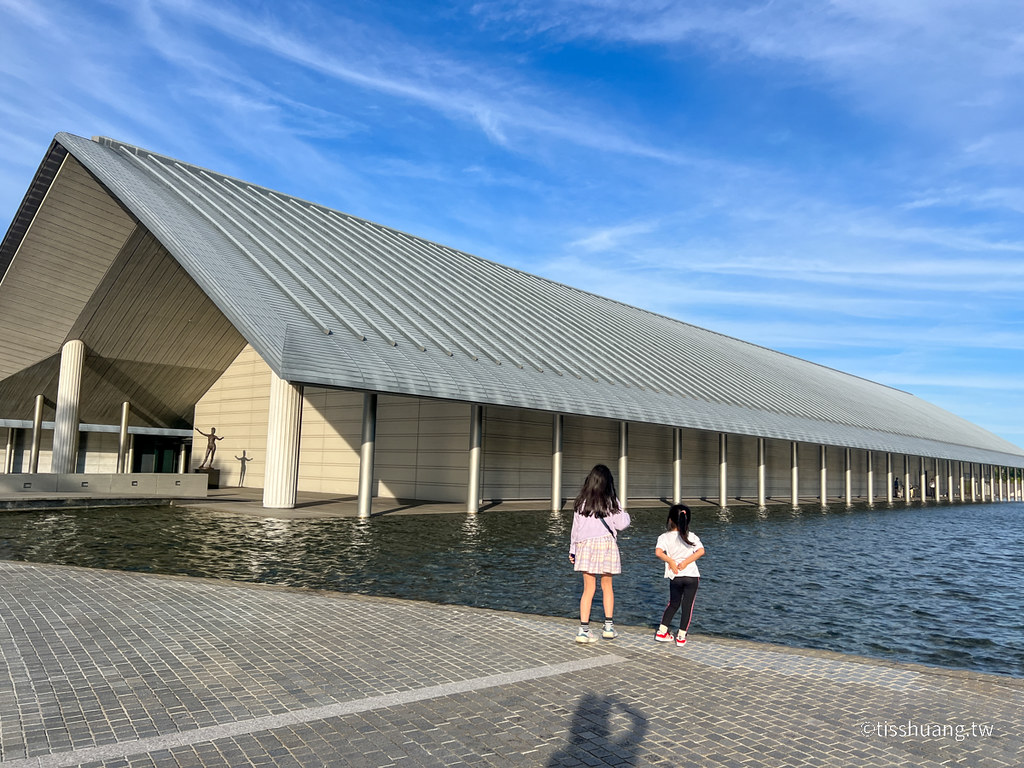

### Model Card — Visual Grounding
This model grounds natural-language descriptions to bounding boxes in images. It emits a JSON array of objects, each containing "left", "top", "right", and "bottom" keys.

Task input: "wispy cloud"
[
  {"left": 139, "top": 0, "right": 717, "bottom": 166},
  {"left": 1, "top": 0, "right": 1022, "bottom": 450}
]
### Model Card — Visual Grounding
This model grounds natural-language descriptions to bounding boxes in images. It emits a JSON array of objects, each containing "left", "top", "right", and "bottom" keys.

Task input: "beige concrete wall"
[
  {"left": 76, "top": 432, "right": 119, "bottom": 473},
  {"left": 193, "top": 346, "right": 473, "bottom": 501},
  {"left": 376, "top": 396, "right": 471, "bottom": 502},
  {"left": 6, "top": 429, "right": 54, "bottom": 473},
  {"left": 192, "top": 346, "right": 882, "bottom": 506},
  {"left": 679, "top": 428, "right": 719, "bottom": 499},
  {"left": 192, "top": 345, "right": 272, "bottom": 489},
  {"left": 563, "top": 414, "right": 619, "bottom": 501},
  {"left": 299, "top": 387, "right": 363, "bottom": 495},
  {"left": 625, "top": 421, "right": 673, "bottom": 499},
  {"left": 481, "top": 405, "right": 552, "bottom": 501}
]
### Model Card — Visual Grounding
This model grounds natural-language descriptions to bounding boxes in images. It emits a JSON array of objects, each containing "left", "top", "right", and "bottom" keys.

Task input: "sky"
[{"left": 2, "top": 0, "right": 1023, "bottom": 449}]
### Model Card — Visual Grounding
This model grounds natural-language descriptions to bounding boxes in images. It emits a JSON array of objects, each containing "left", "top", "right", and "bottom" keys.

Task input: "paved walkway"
[{"left": 0, "top": 561, "right": 1019, "bottom": 767}]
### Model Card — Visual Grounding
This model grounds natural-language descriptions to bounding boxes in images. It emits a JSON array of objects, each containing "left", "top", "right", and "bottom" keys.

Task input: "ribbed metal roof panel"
[{"left": 45, "top": 132, "right": 1024, "bottom": 467}]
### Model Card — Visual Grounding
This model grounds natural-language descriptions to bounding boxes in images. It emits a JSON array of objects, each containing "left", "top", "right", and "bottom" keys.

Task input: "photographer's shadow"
[{"left": 545, "top": 692, "right": 647, "bottom": 766}]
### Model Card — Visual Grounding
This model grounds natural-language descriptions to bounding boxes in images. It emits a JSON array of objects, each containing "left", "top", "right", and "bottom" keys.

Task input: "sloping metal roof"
[{"left": 10, "top": 132, "right": 1024, "bottom": 466}]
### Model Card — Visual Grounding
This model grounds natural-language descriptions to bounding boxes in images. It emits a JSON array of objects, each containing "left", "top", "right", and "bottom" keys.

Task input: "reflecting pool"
[{"left": 1, "top": 501, "right": 1021, "bottom": 677}]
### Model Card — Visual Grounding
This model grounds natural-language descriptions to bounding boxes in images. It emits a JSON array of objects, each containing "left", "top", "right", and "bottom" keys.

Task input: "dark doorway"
[{"left": 132, "top": 436, "right": 185, "bottom": 473}]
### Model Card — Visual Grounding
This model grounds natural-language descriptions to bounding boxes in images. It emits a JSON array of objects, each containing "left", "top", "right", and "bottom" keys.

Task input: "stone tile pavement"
[{"left": 0, "top": 561, "right": 1020, "bottom": 767}]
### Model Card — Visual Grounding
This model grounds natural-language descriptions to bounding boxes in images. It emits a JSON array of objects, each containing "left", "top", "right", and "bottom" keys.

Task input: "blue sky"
[{"left": 2, "top": 0, "right": 1023, "bottom": 449}]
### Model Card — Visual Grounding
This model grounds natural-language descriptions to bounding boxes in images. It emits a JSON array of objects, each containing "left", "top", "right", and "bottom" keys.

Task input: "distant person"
[
  {"left": 569, "top": 464, "right": 631, "bottom": 643},
  {"left": 654, "top": 504, "right": 705, "bottom": 646},
  {"left": 894, "top": 477, "right": 903, "bottom": 499},
  {"left": 195, "top": 426, "right": 223, "bottom": 469},
  {"left": 235, "top": 450, "right": 253, "bottom": 487}
]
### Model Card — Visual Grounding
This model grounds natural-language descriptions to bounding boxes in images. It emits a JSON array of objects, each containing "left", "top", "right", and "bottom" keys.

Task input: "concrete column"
[
  {"left": 51, "top": 339, "right": 85, "bottom": 474},
  {"left": 988, "top": 465, "right": 994, "bottom": 502},
  {"left": 920, "top": 457, "right": 927, "bottom": 504},
  {"left": 970, "top": 464, "right": 976, "bottom": 502},
  {"left": 947, "top": 461, "right": 953, "bottom": 503},
  {"left": 933, "top": 458, "right": 942, "bottom": 502},
  {"left": 820, "top": 445, "right": 827, "bottom": 506},
  {"left": 672, "top": 428, "right": 682, "bottom": 505},
  {"left": 262, "top": 371, "right": 304, "bottom": 509},
  {"left": 791, "top": 441, "right": 799, "bottom": 508},
  {"left": 844, "top": 448, "right": 852, "bottom": 507},
  {"left": 619, "top": 421, "right": 629, "bottom": 510},
  {"left": 904, "top": 455, "right": 911, "bottom": 506},
  {"left": 959, "top": 462, "right": 965, "bottom": 502},
  {"left": 866, "top": 450, "right": 874, "bottom": 506},
  {"left": 357, "top": 393, "right": 378, "bottom": 519},
  {"left": 886, "top": 453, "right": 893, "bottom": 504},
  {"left": 127, "top": 435, "right": 135, "bottom": 474},
  {"left": 177, "top": 442, "right": 187, "bottom": 474},
  {"left": 467, "top": 405, "right": 483, "bottom": 514},
  {"left": 757, "top": 437, "right": 766, "bottom": 508},
  {"left": 117, "top": 402, "right": 131, "bottom": 473},
  {"left": 3, "top": 428, "right": 14, "bottom": 474},
  {"left": 719, "top": 432, "right": 728, "bottom": 509},
  {"left": 551, "top": 413, "right": 563, "bottom": 512},
  {"left": 30, "top": 393, "right": 44, "bottom": 472},
  {"left": 998, "top": 467, "right": 1005, "bottom": 502}
]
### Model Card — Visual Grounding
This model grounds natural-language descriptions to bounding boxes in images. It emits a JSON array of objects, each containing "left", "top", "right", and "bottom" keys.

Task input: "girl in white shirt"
[{"left": 654, "top": 504, "right": 705, "bottom": 646}]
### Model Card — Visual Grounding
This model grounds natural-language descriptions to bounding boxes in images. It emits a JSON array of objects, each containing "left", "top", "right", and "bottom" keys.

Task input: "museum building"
[{"left": 2, "top": 132, "right": 1022, "bottom": 512}]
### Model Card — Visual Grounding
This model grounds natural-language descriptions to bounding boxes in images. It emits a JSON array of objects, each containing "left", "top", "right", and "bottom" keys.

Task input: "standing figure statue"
[
  {"left": 235, "top": 450, "right": 253, "bottom": 487},
  {"left": 195, "top": 426, "right": 224, "bottom": 469}
]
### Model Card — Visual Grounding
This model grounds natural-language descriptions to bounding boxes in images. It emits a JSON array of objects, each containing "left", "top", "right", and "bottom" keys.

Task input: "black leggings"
[{"left": 661, "top": 576, "right": 699, "bottom": 631}]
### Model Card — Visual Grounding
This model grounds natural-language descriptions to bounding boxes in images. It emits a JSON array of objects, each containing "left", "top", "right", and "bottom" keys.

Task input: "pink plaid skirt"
[{"left": 574, "top": 535, "right": 621, "bottom": 575}]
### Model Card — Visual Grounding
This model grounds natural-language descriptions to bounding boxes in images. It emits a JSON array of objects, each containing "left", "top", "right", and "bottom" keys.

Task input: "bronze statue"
[{"left": 195, "top": 426, "right": 223, "bottom": 469}]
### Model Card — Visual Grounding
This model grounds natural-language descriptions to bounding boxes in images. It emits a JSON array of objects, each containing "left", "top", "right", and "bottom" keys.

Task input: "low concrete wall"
[{"left": 0, "top": 473, "right": 208, "bottom": 498}]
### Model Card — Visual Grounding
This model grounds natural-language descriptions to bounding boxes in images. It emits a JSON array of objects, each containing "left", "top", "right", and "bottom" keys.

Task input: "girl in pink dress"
[{"left": 569, "top": 464, "right": 631, "bottom": 643}]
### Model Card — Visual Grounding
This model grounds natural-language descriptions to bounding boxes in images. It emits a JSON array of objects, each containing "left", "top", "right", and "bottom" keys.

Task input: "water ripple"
[{"left": 0, "top": 501, "right": 1021, "bottom": 677}]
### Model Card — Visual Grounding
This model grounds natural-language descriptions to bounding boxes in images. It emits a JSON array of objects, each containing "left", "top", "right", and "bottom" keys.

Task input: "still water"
[{"left": 1, "top": 501, "right": 1021, "bottom": 677}]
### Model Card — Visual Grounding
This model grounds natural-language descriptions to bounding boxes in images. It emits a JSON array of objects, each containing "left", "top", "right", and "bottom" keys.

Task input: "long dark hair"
[
  {"left": 667, "top": 503, "right": 693, "bottom": 545},
  {"left": 573, "top": 464, "right": 619, "bottom": 518}
]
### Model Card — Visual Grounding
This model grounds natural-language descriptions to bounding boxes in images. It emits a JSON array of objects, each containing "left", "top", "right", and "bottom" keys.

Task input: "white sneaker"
[
  {"left": 602, "top": 623, "right": 617, "bottom": 639},
  {"left": 575, "top": 628, "right": 597, "bottom": 644}
]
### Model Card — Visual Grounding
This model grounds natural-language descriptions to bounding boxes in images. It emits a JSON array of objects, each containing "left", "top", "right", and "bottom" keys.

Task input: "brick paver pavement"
[{"left": 0, "top": 561, "right": 1020, "bottom": 767}]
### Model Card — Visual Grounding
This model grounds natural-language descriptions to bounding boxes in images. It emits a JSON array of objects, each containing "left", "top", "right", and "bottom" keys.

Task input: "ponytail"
[{"left": 667, "top": 503, "right": 693, "bottom": 546}]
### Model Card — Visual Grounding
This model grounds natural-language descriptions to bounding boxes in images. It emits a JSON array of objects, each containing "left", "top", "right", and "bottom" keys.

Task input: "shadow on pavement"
[{"left": 546, "top": 692, "right": 648, "bottom": 767}]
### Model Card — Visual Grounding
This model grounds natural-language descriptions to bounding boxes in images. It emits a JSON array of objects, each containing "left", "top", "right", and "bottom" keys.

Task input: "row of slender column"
[
  {"left": 18, "top": 351, "right": 1023, "bottom": 512},
  {"left": 5, "top": 339, "right": 163, "bottom": 476},
  {"left": 319, "top": 390, "right": 1022, "bottom": 516}
]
